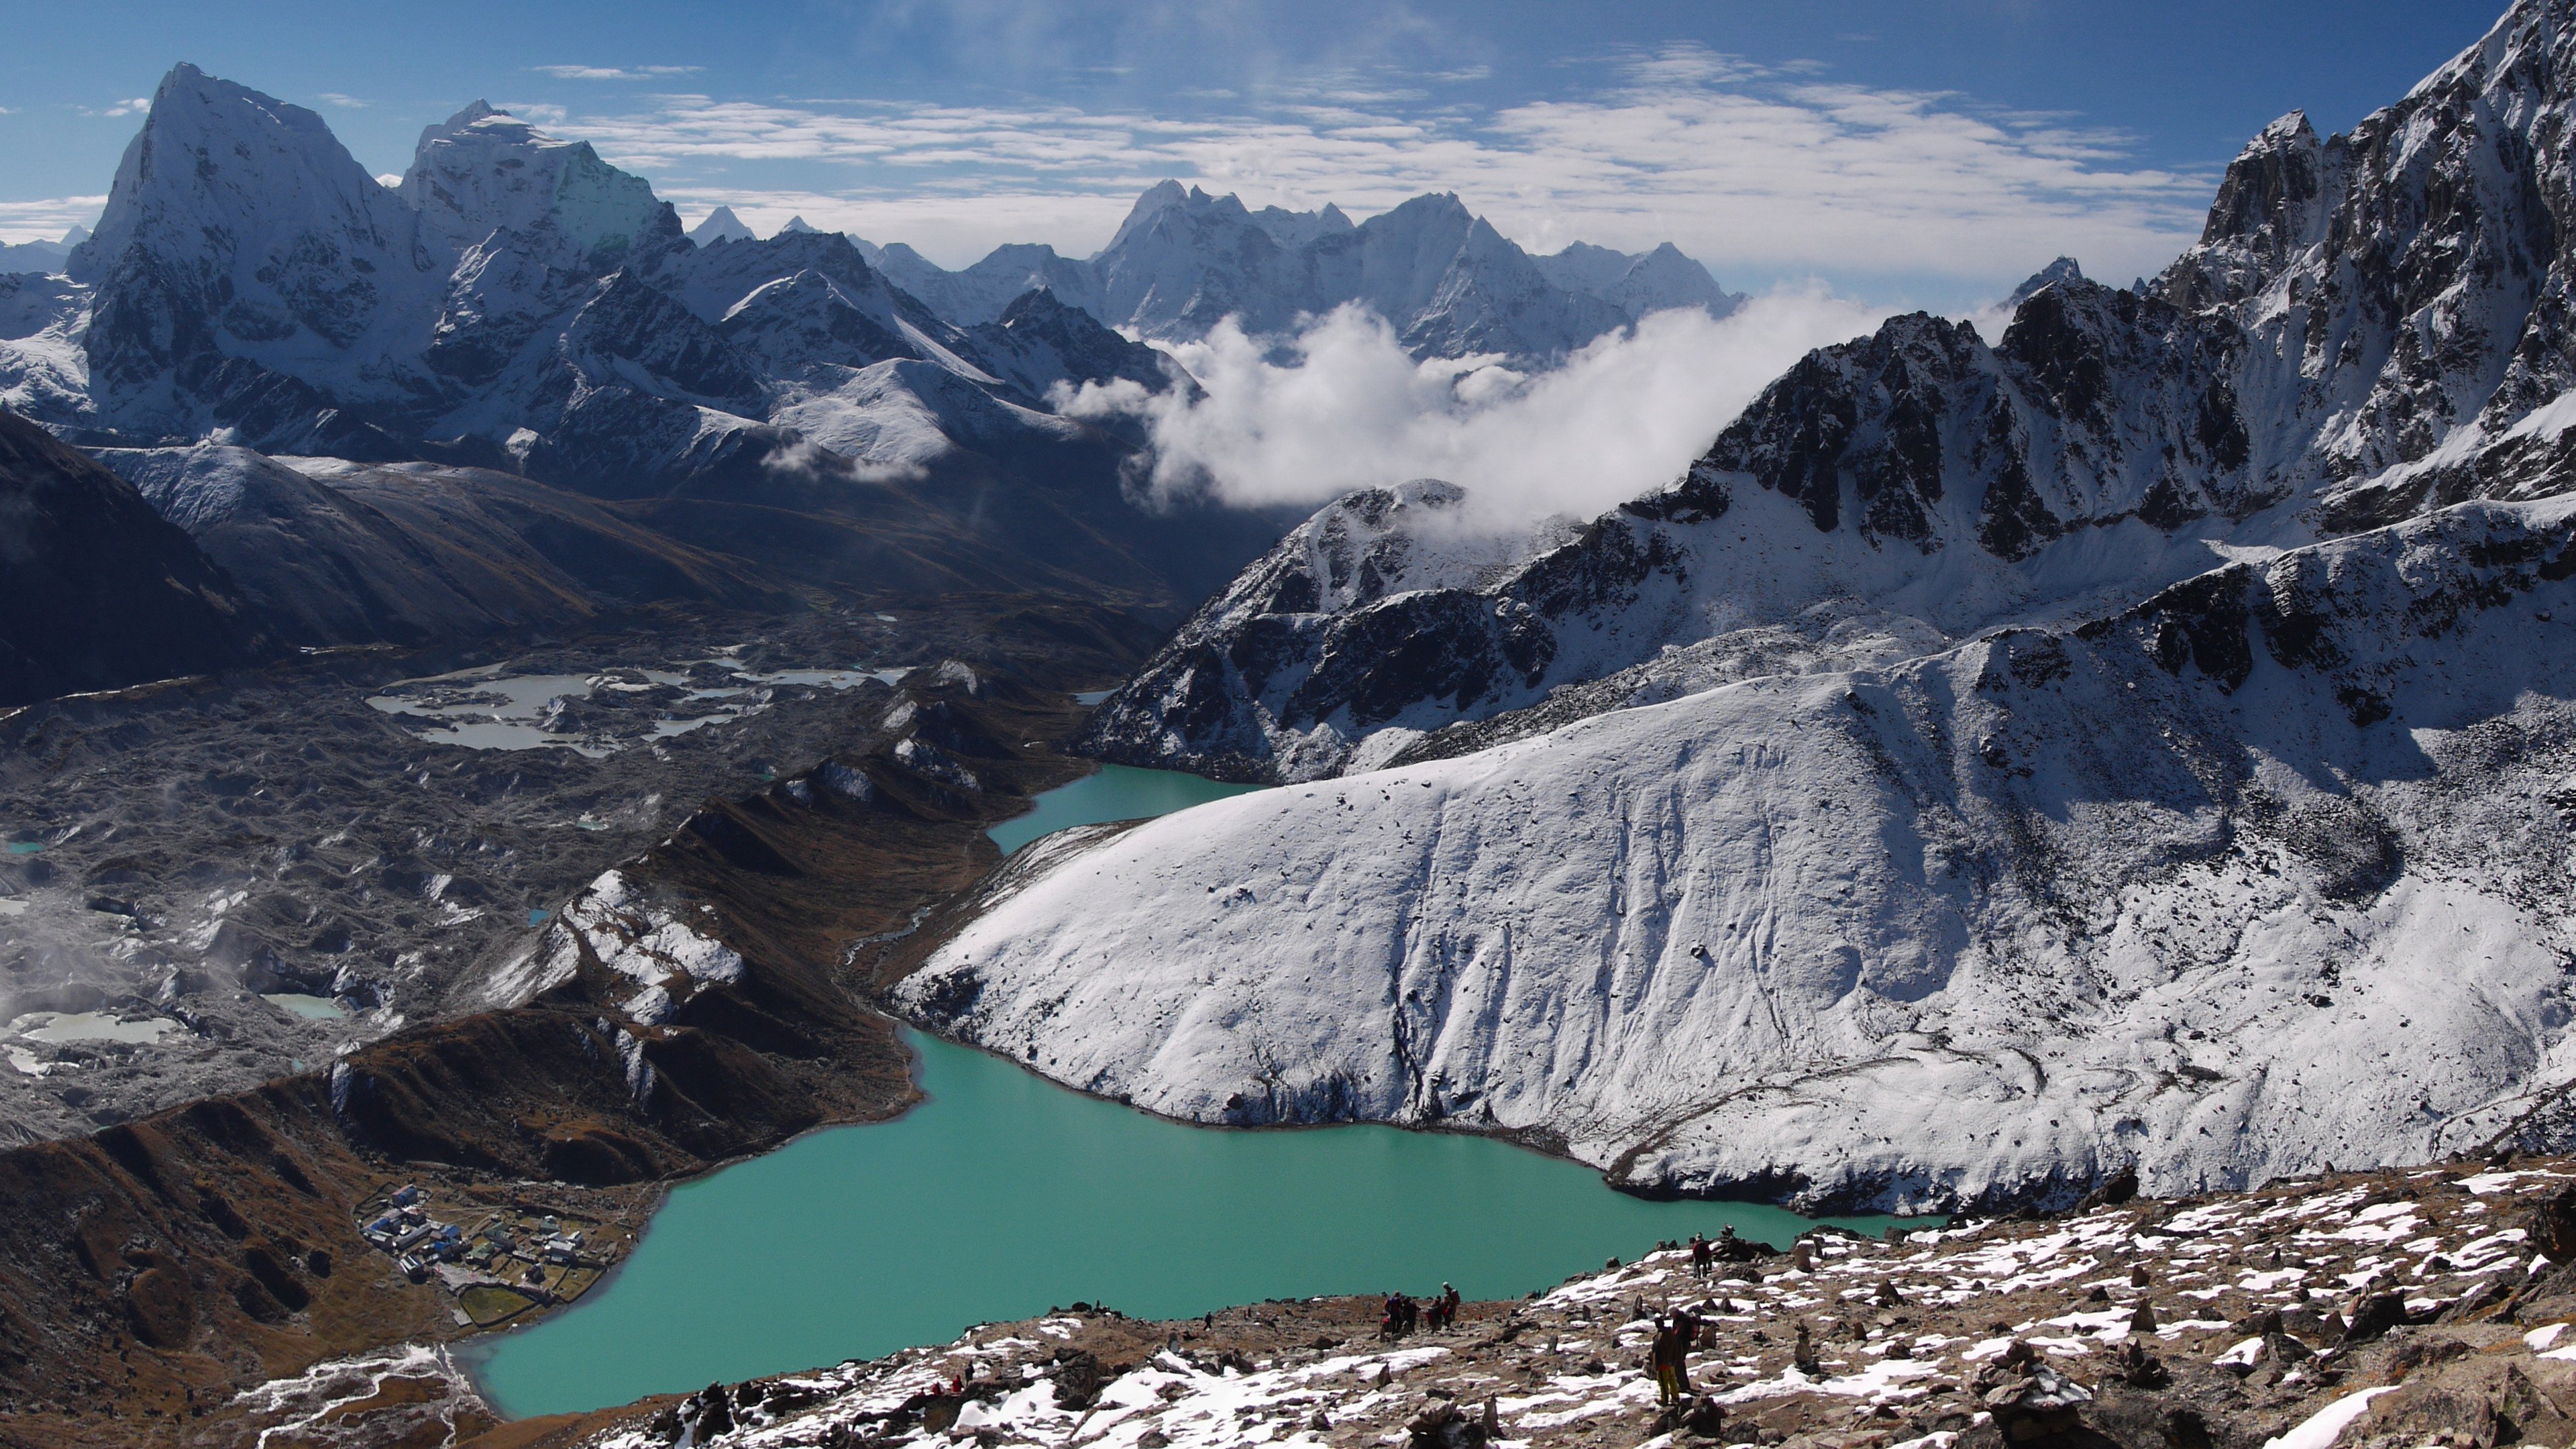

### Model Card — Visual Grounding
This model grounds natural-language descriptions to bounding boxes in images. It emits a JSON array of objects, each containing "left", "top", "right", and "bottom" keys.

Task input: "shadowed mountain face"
[
  {"left": 93, "top": 444, "right": 793, "bottom": 648},
  {"left": 0, "top": 411, "right": 274, "bottom": 706}
]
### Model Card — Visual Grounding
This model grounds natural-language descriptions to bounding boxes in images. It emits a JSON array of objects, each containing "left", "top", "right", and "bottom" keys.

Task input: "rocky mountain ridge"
[
  {"left": 0, "top": 411, "right": 276, "bottom": 706},
  {"left": 0, "top": 66, "right": 1195, "bottom": 509},
  {"left": 1083, "top": 0, "right": 2576, "bottom": 784}
]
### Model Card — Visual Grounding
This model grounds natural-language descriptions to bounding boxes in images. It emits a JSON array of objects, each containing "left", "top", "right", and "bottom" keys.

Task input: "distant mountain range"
[
  {"left": 0, "top": 225, "right": 84, "bottom": 277},
  {"left": 856, "top": 182, "right": 1741, "bottom": 362},
  {"left": 0, "top": 66, "right": 1736, "bottom": 697},
  {"left": 0, "top": 66, "right": 1737, "bottom": 488}
]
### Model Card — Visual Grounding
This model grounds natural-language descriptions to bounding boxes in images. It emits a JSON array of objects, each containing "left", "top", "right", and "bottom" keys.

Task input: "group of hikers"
[
  {"left": 1644, "top": 1229, "right": 1770, "bottom": 1408},
  {"left": 1379, "top": 1283, "right": 1463, "bottom": 1339}
]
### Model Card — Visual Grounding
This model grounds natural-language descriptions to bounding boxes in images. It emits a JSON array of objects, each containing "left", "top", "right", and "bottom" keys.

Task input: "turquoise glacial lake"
[
  {"left": 470, "top": 1034, "right": 1925, "bottom": 1417},
  {"left": 985, "top": 762, "right": 1265, "bottom": 855},
  {"left": 468, "top": 764, "right": 1929, "bottom": 1416}
]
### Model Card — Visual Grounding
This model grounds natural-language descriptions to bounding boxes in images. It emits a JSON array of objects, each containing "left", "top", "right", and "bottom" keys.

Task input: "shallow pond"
[
  {"left": 9, "top": 1011, "right": 181, "bottom": 1044},
  {"left": 261, "top": 994, "right": 349, "bottom": 1020}
]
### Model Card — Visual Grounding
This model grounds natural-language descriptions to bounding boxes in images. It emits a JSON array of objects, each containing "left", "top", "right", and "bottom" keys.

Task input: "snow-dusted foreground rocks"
[
  {"left": 906, "top": 498, "right": 2576, "bottom": 1211},
  {"left": 396, "top": 1159, "right": 2576, "bottom": 1449}
]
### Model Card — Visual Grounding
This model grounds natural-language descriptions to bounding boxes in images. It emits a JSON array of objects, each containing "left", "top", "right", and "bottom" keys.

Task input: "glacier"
[{"left": 907, "top": 494, "right": 2576, "bottom": 1210}]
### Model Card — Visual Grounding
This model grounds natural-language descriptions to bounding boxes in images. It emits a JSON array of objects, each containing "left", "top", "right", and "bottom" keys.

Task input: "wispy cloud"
[
  {"left": 93, "top": 98, "right": 152, "bottom": 117},
  {"left": 531, "top": 64, "right": 704, "bottom": 80},
  {"left": 0, "top": 195, "right": 106, "bottom": 244},
  {"left": 316, "top": 93, "right": 367, "bottom": 109},
  {"left": 1063, "top": 288, "right": 1896, "bottom": 527},
  {"left": 544, "top": 52, "right": 2210, "bottom": 288}
]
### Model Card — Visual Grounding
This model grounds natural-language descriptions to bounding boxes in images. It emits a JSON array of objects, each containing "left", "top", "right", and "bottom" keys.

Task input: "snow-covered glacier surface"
[{"left": 904, "top": 497, "right": 2576, "bottom": 1212}]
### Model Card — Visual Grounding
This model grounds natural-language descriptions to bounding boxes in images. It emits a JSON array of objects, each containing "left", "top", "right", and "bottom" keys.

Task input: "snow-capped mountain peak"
[
  {"left": 68, "top": 62, "right": 436, "bottom": 419},
  {"left": 688, "top": 205, "right": 756, "bottom": 246},
  {"left": 402, "top": 101, "right": 677, "bottom": 269},
  {"left": 2003, "top": 256, "right": 2085, "bottom": 307},
  {"left": 1101, "top": 178, "right": 1195, "bottom": 254},
  {"left": 75, "top": 62, "right": 421, "bottom": 292}
]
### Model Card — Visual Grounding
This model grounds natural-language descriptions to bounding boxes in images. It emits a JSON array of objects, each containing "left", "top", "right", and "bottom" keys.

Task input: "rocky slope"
[
  {"left": 908, "top": 494, "right": 2576, "bottom": 1210},
  {"left": 0, "top": 593, "right": 1160, "bottom": 1150},
  {"left": 869, "top": 182, "right": 1744, "bottom": 364},
  {"left": 0, "top": 410, "right": 274, "bottom": 706},
  {"left": 1085, "top": 0, "right": 2576, "bottom": 782},
  {"left": 0, "top": 616, "right": 1195, "bottom": 1448}
]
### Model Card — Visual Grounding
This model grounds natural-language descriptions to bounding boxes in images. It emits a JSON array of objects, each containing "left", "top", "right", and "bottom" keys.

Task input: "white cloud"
[
  {"left": 316, "top": 93, "right": 367, "bottom": 109},
  {"left": 531, "top": 64, "right": 704, "bottom": 80},
  {"left": 0, "top": 195, "right": 106, "bottom": 245},
  {"left": 496, "top": 101, "right": 570, "bottom": 126},
  {"left": 1060, "top": 288, "right": 1896, "bottom": 528},
  {"left": 97, "top": 98, "right": 152, "bottom": 117},
  {"left": 547, "top": 55, "right": 2210, "bottom": 289}
]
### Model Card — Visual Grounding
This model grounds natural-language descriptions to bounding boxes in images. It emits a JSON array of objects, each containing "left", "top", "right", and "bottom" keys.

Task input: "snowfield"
[{"left": 906, "top": 497, "right": 2576, "bottom": 1211}]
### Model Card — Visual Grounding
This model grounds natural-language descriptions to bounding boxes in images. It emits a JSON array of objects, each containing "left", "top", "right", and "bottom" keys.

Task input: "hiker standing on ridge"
[{"left": 1649, "top": 1315, "right": 1684, "bottom": 1406}]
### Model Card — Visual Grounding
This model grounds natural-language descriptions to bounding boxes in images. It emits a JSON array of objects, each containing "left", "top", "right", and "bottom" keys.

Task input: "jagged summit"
[
  {"left": 431, "top": 99, "right": 500, "bottom": 131},
  {"left": 402, "top": 99, "right": 676, "bottom": 266},
  {"left": 1094, "top": 0, "right": 2576, "bottom": 786},
  {"left": 0, "top": 225, "right": 89, "bottom": 276},
  {"left": 2003, "top": 255, "right": 2084, "bottom": 307},
  {"left": 688, "top": 205, "right": 755, "bottom": 246},
  {"left": 1103, "top": 178, "right": 1197, "bottom": 251},
  {"left": 75, "top": 61, "right": 421, "bottom": 293}
]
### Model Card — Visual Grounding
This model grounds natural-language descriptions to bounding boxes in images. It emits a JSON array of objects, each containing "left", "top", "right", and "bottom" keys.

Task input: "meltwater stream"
[{"left": 468, "top": 764, "right": 1929, "bottom": 1416}]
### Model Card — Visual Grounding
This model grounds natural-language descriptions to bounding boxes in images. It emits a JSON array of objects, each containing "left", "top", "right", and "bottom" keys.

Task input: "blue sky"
[{"left": 0, "top": 0, "right": 2512, "bottom": 307}]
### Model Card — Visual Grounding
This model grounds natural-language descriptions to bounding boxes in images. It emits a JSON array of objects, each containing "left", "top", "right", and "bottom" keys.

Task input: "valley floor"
[{"left": 181, "top": 1153, "right": 2576, "bottom": 1449}]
